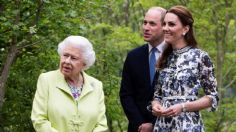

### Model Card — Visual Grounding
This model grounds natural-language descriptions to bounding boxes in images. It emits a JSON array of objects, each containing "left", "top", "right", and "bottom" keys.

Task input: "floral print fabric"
[{"left": 153, "top": 46, "right": 219, "bottom": 132}]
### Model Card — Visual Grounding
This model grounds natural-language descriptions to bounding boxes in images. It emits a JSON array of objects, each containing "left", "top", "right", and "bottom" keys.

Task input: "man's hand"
[{"left": 138, "top": 123, "right": 153, "bottom": 132}]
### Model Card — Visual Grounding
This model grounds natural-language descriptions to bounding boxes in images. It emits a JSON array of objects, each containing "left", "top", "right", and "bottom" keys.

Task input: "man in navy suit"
[{"left": 120, "top": 7, "right": 166, "bottom": 132}]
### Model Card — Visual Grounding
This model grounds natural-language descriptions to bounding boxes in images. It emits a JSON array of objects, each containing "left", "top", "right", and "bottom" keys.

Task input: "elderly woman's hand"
[{"left": 151, "top": 100, "right": 165, "bottom": 117}]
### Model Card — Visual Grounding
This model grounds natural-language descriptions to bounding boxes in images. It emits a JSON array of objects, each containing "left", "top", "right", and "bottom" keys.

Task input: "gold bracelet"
[{"left": 181, "top": 103, "right": 187, "bottom": 112}]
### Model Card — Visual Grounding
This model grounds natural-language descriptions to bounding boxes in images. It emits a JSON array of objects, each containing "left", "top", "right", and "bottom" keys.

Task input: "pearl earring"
[{"left": 182, "top": 32, "right": 186, "bottom": 36}]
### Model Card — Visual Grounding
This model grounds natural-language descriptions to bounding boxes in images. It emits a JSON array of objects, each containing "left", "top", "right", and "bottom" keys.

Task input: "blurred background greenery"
[{"left": 0, "top": 0, "right": 236, "bottom": 131}]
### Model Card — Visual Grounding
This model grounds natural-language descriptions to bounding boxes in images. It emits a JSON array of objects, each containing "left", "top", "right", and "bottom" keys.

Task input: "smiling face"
[
  {"left": 59, "top": 45, "right": 85, "bottom": 79},
  {"left": 163, "top": 12, "right": 189, "bottom": 49},
  {"left": 142, "top": 9, "right": 164, "bottom": 46}
]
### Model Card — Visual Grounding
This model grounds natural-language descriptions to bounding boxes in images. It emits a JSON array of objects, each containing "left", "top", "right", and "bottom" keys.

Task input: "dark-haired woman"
[{"left": 151, "top": 5, "right": 219, "bottom": 132}]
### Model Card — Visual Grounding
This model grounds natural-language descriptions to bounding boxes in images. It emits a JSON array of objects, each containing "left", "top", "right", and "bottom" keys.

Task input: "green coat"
[{"left": 31, "top": 70, "right": 108, "bottom": 132}]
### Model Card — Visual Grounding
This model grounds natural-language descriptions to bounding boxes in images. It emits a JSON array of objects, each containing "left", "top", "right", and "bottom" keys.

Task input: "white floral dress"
[{"left": 153, "top": 46, "right": 219, "bottom": 132}]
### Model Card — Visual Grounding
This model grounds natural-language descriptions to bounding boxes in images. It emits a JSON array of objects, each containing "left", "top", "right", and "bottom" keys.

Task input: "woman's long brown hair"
[{"left": 157, "top": 5, "right": 198, "bottom": 69}]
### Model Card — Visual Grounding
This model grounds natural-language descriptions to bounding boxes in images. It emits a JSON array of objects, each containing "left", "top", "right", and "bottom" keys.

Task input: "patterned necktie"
[{"left": 149, "top": 48, "right": 157, "bottom": 84}]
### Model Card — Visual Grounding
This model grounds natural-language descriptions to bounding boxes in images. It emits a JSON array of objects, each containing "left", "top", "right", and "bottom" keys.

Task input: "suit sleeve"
[
  {"left": 119, "top": 55, "right": 144, "bottom": 130},
  {"left": 93, "top": 82, "right": 108, "bottom": 132},
  {"left": 31, "top": 73, "right": 58, "bottom": 132}
]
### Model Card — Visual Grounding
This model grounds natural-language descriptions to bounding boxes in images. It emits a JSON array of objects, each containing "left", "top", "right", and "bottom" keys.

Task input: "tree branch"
[
  {"left": 223, "top": 60, "right": 236, "bottom": 79},
  {"left": 33, "top": 0, "right": 44, "bottom": 26},
  {"left": 17, "top": 39, "right": 43, "bottom": 50},
  {"left": 0, "top": 45, "right": 19, "bottom": 110},
  {"left": 123, "top": 0, "right": 130, "bottom": 26},
  {"left": 0, "top": 0, "right": 20, "bottom": 111},
  {"left": 224, "top": 75, "right": 236, "bottom": 89}
]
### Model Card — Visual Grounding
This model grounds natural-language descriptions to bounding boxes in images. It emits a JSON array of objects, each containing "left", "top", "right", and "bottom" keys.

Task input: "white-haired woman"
[{"left": 31, "top": 36, "right": 108, "bottom": 132}]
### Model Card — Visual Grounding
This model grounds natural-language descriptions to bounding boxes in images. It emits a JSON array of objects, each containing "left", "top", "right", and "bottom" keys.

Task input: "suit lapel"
[{"left": 141, "top": 44, "right": 152, "bottom": 88}]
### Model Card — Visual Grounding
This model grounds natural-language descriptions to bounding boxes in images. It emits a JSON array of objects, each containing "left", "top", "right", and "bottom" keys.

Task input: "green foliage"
[
  {"left": 1, "top": 47, "right": 58, "bottom": 131},
  {"left": 86, "top": 24, "right": 143, "bottom": 130},
  {"left": 1, "top": 0, "right": 236, "bottom": 131},
  {"left": 202, "top": 98, "right": 236, "bottom": 132}
]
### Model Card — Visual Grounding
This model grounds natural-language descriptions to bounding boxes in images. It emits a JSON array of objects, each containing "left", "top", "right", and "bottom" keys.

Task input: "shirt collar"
[{"left": 148, "top": 41, "right": 167, "bottom": 53}]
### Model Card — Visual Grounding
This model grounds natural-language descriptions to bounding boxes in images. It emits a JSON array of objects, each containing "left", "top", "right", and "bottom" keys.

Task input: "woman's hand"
[
  {"left": 162, "top": 104, "right": 182, "bottom": 117},
  {"left": 151, "top": 100, "right": 165, "bottom": 117}
]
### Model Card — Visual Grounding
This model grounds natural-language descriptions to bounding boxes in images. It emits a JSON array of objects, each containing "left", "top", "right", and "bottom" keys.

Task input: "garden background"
[{"left": 0, "top": 0, "right": 236, "bottom": 131}]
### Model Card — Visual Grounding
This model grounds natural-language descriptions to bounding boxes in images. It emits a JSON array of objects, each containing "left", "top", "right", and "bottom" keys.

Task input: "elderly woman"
[{"left": 31, "top": 36, "right": 108, "bottom": 132}]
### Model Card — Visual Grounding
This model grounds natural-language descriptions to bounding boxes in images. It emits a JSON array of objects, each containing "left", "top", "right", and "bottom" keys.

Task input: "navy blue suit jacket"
[{"left": 120, "top": 44, "right": 155, "bottom": 132}]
